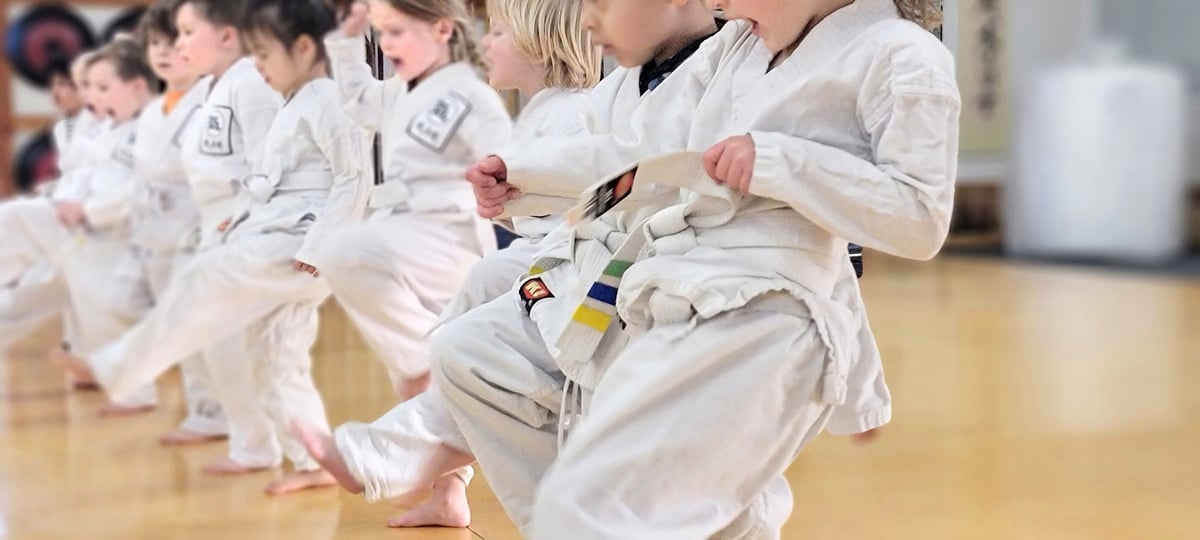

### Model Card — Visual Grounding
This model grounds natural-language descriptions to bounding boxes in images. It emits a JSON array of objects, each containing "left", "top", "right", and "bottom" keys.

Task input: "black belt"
[{"left": 849, "top": 244, "right": 864, "bottom": 279}]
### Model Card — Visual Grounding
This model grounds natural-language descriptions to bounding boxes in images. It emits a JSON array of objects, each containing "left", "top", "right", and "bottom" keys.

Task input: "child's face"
[
  {"left": 248, "top": 32, "right": 307, "bottom": 97},
  {"left": 48, "top": 74, "right": 82, "bottom": 116},
  {"left": 77, "top": 77, "right": 97, "bottom": 115},
  {"left": 482, "top": 19, "right": 542, "bottom": 92},
  {"left": 369, "top": 0, "right": 453, "bottom": 81},
  {"left": 89, "top": 61, "right": 144, "bottom": 123},
  {"left": 582, "top": 0, "right": 683, "bottom": 67},
  {"left": 175, "top": 3, "right": 226, "bottom": 75},
  {"left": 708, "top": 0, "right": 818, "bottom": 52},
  {"left": 147, "top": 30, "right": 191, "bottom": 84}
]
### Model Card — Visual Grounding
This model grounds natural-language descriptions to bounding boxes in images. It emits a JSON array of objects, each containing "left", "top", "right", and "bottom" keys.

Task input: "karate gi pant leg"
[
  {"left": 315, "top": 211, "right": 483, "bottom": 390},
  {"left": 62, "top": 238, "right": 158, "bottom": 407},
  {"left": 88, "top": 231, "right": 329, "bottom": 467},
  {"left": 0, "top": 198, "right": 65, "bottom": 285},
  {"left": 0, "top": 262, "right": 67, "bottom": 342},
  {"left": 256, "top": 301, "right": 329, "bottom": 471},
  {"left": 145, "top": 247, "right": 227, "bottom": 436},
  {"left": 528, "top": 295, "right": 835, "bottom": 539},
  {"left": 334, "top": 386, "right": 475, "bottom": 502}
]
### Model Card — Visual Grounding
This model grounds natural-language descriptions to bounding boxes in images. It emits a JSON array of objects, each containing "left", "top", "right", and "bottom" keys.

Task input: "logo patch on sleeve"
[
  {"left": 407, "top": 92, "right": 471, "bottom": 153},
  {"left": 518, "top": 277, "right": 554, "bottom": 314},
  {"left": 198, "top": 106, "right": 234, "bottom": 156}
]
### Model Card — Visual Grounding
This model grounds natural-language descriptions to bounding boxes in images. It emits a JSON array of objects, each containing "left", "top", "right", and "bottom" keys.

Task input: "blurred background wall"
[{"left": 3, "top": 0, "right": 1199, "bottom": 267}]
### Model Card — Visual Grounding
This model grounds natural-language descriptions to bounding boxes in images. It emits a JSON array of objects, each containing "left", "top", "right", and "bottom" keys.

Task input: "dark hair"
[
  {"left": 46, "top": 51, "right": 76, "bottom": 86},
  {"left": 243, "top": 0, "right": 338, "bottom": 60},
  {"left": 175, "top": 0, "right": 245, "bottom": 28},
  {"left": 139, "top": 0, "right": 181, "bottom": 43},
  {"left": 89, "top": 36, "right": 159, "bottom": 88}
]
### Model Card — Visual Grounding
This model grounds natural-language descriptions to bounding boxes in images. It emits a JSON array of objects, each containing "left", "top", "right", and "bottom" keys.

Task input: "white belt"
[
  {"left": 368, "top": 180, "right": 474, "bottom": 212},
  {"left": 244, "top": 170, "right": 333, "bottom": 203}
]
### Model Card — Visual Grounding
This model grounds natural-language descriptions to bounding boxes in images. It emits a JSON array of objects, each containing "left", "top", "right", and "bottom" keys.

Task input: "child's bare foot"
[
  {"left": 851, "top": 428, "right": 880, "bottom": 445},
  {"left": 264, "top": 469, "right": 338, "bottom": 496},
  {"left": 48, "top": 346, "right": 95, "bottom": 385},
  {"left": 159, "top": 428, "right": 228, "bottom": 446},
  {"left": 291, "top": 420, "right": 364, "bottom": 494},
  {"left": 98, "top": 403, "right": 155, "bottom": 417},
  {"left": 393, "top": 372, "right": 431, "bottom": 402},
  {"left": 203, "top": 457, "right": 272, "bottom": 476},
  {"left": 388, "top": 475, "right": 471, "bottom": 528},
  {"left": 70, "top": 379, "right": 100, "bottom": 391}
]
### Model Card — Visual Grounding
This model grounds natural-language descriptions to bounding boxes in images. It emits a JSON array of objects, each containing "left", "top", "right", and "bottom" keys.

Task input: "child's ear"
[
  {"left": 434, "top": 18, "right": 455, "bottom": 44},
  {"left": 293, "top": 35, "right": 318, "bottom": 62},
  {"left": 220, "top": 25, "right": 240, "bottom": 49}
]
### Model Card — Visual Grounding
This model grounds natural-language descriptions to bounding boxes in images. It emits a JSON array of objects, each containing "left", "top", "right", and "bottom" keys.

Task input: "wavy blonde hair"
[
  {"left": 894, "top": 0, "right": 943, "bottom": 31},
  {"left": 488, "top": 0, "right": 601, "bottom": 89}
]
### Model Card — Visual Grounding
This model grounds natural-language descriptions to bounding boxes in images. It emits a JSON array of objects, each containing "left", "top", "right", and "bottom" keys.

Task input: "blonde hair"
[
  {"left": 488, "top": 0, "right": 601, "bottom": 89},
  {"left": 893, "top": 0, "right": 943, "bottom": 31},
  {"left": 383, "top": 0, "right": 488, "bottom": 73},
  {"left": 71, "top": 50, "right": 99, "bottom": 85}
]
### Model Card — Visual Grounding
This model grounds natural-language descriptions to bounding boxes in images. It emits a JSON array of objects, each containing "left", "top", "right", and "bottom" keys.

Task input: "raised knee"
[{"left": 429, "top": 318, "right": 475, "bottom": 389}]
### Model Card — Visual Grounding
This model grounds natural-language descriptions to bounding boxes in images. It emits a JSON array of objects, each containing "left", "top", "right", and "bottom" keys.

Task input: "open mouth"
[{"left": 105, "top": 108, "right": 116, "bottom": 118}]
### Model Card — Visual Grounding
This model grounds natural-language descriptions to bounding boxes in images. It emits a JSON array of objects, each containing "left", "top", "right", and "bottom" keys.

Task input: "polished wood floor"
[{"left": 2, "top": 254, "right": 1198, "bottom": 539}]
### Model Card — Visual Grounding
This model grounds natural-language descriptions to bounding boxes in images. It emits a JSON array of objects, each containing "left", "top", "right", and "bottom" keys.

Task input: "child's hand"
[
  {"left": 55, "top": 202, "right": 86, "bottom": 227},
  {"left": 216, "top": 218, "right": 231, "bottom": 233},
  {"left": 294, "top": 260, "right": 320, "bottom": 277},
  {"left": 703, "top": 134, "right": 756, "bottom": 194},
  {"left": 339, "top": 1, "right": 370, "bottom": 37},
  {"left": 466, "top": 156, "right": 521, "bottom": 219}
]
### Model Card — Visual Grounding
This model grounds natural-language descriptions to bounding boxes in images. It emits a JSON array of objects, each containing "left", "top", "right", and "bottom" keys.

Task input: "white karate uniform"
[
  {"left": 182, "top": 59, "right": 281, "bottom": 238},
  {"left": 0, "top": 110, "right": 110, "bottom": 343},
  {"left": 56, "top": 114, "right": 159, "bottom": 407},
  {"left": 432, "top": 24, "right": 750, "bottom": 534},
  {"left": 332, "top": 88, "right": 589, "bottom": 503},
  {"left": 168, "top": 61, "right": 282, "bottom": 447},
  {"left": 0, "top": 110, "right": 101, "bottom": 332},
  {"left": 86, "top": 78, "right": 368, "bottom": 470},
  {"left": 440, "top": 88, "right": 589, "bottom": 322},
  {"left": 314, "top": 34, "right": 512, "bottom": 390},
  {"left": 108, "top": 81, "right": 226, "bottom": 435},
  {"left": 527, "top": 2, "right": 961, "bottom": 537}
]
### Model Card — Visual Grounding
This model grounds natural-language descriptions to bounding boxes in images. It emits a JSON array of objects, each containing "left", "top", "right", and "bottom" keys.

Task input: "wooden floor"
[{"left": 2, "top": 255, "right": 1199, "bottom": 539}]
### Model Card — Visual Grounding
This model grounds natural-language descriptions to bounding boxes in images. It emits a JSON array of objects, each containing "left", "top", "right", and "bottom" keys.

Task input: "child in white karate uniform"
[
  {"left": 508, "top": 0, "right": 957, "bottom": 536},
  {"left": 55, "top": 38, "right": 162, "bottom": 416},
  {"left": 294, "top": 0, "right": 600, "bottom": 528},
  {"left": 311, "top": 0, "right": 513, "bottom": 402},
  {"left": 110, "top": 1, "right": 228, "bottom": 444},
  {"left": 57, "top": 0, "right": 372, "bottom": 496},
  {"left": 56, "top": 0, "right": 281, "bottom": 467},
  {"left": 0, "top": 54, "right": 91, "bottom": 345}
]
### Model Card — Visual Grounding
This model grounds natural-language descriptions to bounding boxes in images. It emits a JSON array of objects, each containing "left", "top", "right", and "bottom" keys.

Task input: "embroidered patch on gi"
[
  {"left": 173, "top": 105, "right": 201, "bottom": 148},
  {"left": 519, "top": 277, "right": 554, "bottom": 314},
  {"left": 199, "top": 106, "right": 234, "bottom": 156},
  {"left": 111, "top": 134, "right": 137, "bottom": 168},
  {"left": 407, "top": 92, "right": 471, "bottom": 153}
]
